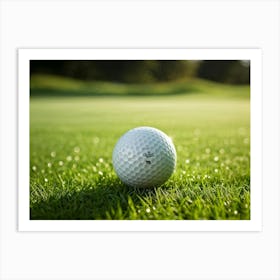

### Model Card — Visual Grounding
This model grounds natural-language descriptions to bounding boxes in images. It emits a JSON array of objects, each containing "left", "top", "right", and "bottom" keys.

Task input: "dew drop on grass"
[
  {"left": 185, "top": 159, "right": 190, "bottom": 164},
  {"left": 152, "top": 206, "right": 156, "bottom": 210},
  {"left": 234, "top": 210, "right": 238, "bottom": 215},
  {"left": 47, "top": 163, "right": 52, "bottom": 168},
  {"left": 146, "top": 208, "right": 151, "bottom": 213},
  {"left": 44, "top": 178, "right": 48, "bottom": 182},
  {"left": 50, "top": 151, "right": 56, "bottom": 158},
  {"left": 214, "top": 156, "right": 219, "bottom": 162},
  {"left": 74, "top": 146, "right": 80, "bottom": 153},
  {"left": 74, "top": 156, "right": 80, "bottom": 161},
  {"left": 66, "top": 156, "right": 72, "bottom": 161},
  {"left": 59, "top": 161, "right": 64, "bottom": 166},
  {"left": 99, "top": 158, "right": 104, "bottom": 163},
  {"left": 214, "top": 169, "right": 218, "bottom": 173},
  {"left": 205, "top": 148, "right": 211, "bottom": 154},
  {"left": 98, "top": 171, "right": 103, "bottom": 176},
  {"left": 219, "top": 148, "right": 225, "bottom": 154},
  {"left": 41, "top": 169, "right": 45, "bottom": 174},
  {"left": 32, "top": 166, "right": 37, "bottom": 171},
  {"left": 93, "top": 137, "right": 100, "bottom": 144}
]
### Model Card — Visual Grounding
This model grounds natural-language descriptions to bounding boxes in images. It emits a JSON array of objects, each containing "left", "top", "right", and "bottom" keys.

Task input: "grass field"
[{"left": 30, "top": 76, "right": 250, "bottom": 220}]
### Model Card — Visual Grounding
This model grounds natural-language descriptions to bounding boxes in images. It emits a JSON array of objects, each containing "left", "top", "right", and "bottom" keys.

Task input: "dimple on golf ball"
[{"left": 112, "top": 126, "right": 176, "bottom": 188}]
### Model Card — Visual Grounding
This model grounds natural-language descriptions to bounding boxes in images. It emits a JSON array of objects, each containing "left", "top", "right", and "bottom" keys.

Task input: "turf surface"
[{"left": 30, "top": 78, "right": 250, "bottom": 220}]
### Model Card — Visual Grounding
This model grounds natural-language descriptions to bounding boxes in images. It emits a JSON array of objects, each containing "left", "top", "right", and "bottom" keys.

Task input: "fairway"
[{"left": 30, "top": 89, "right": 250, "bottom": 220}]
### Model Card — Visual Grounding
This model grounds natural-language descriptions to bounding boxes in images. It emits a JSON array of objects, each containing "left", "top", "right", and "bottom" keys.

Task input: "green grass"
[
  {"left": 30, "top": 74, "right": 249, "bottom": 98},
  {"left": 30, "top": 77, "right": 250, "bottom": 220}
]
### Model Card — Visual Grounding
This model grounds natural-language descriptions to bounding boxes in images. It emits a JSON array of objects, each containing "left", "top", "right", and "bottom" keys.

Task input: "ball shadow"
[{"left": 30, "top": 178, "right": 160, "bottom": 220}]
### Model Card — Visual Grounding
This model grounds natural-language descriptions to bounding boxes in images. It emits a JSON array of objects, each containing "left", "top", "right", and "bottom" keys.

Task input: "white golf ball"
[{"left": 112, "top": 126, "right": 176, "bottom": 188}]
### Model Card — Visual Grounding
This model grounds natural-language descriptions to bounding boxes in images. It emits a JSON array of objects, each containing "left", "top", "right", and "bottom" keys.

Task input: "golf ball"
[{"left": 112, "top": 126, "right": 176, "bottom": 188}]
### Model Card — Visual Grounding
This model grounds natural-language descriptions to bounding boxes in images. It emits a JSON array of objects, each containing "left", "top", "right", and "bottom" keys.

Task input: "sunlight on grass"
[{"left": 30, "top": 81, "right": 250, "bottom": 220}]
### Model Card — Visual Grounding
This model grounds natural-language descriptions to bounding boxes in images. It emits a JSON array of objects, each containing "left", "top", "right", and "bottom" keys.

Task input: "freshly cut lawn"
[{"left": 30, "top": 82, "right": 250, "bottom": 220}]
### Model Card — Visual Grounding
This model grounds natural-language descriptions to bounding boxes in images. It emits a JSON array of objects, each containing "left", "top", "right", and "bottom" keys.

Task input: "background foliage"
[{"left": 30, "top": 60, "right": 250, "bottom": 84}]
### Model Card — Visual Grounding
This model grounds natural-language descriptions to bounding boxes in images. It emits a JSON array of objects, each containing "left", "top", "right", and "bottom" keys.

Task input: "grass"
[
  {"left": 30, "top": 76, "right": 250, "bottom": 220},
  {"left": 30, "top": 74, "right": 249, "bottom": 97}
]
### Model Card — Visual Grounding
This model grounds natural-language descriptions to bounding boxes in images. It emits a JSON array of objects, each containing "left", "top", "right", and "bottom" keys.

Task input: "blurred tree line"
[{"left": 30, "top": 60, "right": 250, "bottom": 84}]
